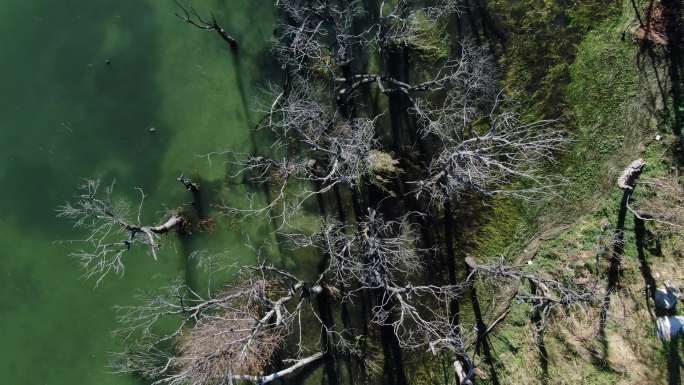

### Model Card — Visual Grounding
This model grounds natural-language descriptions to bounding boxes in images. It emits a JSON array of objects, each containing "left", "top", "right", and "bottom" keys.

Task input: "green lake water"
[{"left": 0, "top": 1, "right": 276, "bottom": 383}]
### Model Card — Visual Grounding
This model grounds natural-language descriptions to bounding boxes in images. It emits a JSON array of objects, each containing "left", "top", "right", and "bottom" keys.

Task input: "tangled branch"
[{"left": 57, "top": 179, "right": 183, "bottom": 284}]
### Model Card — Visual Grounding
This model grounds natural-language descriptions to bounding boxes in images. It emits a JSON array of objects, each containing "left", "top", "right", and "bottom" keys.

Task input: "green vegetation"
[
  {"left": 470, "top": 1, "right": 684, "bottom": 384},
  {"left": 18, "top": 0, "right": 681, "bottom": 384}
]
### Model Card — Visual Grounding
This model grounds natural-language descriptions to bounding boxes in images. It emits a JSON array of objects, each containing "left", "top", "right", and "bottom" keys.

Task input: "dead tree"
[
  {"left": 222, "top": 2, "right": 566, "bottom": 383},
  {"left": 58, "top": 179, "right": 183, "bottom": 285},
  {"left": 174, "top": 0, "right": 238, "bottom": 51},
  {"left": 466, "top": 257, "right": 599, "bottom": 326},
  {"left": 221, "top": 79, "right": 381, "bottom": 229},
  {"left": 61, "top": 2, "right": 573, "bottom": 385},
  {"left": 287, "top": 210, "right": 477, "bottom": 383},
  {"left": 599, "top": 159, "right": 646, "bottom": 335},
  {"left": 111, "top": 263, "right": 331, "bottom": 385}
]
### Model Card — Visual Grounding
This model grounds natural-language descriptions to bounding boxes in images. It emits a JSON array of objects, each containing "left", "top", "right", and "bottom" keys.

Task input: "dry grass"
[
  {"left": 633, "top": 177, "right": 684, "bottom": 228},
  {"left": 176, "top": 310, "right": 285, "bottom": 384}
]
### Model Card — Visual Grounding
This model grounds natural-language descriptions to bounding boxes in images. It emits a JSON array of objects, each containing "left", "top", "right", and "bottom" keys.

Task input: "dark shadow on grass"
[
  {"left": 599, "top": 189, "right": 631, "bottom": 345},
  {"left": 633, "top": 0, "right": 684, "bottom": 164},
  {"left": 667, "top": 337, "right": 682, "bottom": 385},
  {"left": 634, "top": 216, "right": 658, "bottom": 323}
]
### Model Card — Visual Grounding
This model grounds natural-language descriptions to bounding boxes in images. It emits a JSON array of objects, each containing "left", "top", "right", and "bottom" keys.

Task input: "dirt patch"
[{"left": 633, "top": 0, "right": 684, "bottom": 47}]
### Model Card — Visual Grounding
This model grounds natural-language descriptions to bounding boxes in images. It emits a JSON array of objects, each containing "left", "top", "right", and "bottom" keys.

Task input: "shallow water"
[{"left": 0, "top": 1, "right": 274, "bottom": 383}]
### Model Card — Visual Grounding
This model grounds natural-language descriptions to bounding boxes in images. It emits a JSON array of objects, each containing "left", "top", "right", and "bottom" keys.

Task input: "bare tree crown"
[{"left": 58, "top": 179, "right": 183, "bottom": 284}]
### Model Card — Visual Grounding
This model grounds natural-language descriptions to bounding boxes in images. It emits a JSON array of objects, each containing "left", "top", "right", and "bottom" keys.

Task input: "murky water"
[{"left": 0, "top": 1, "right": 275, "bottom": 383}]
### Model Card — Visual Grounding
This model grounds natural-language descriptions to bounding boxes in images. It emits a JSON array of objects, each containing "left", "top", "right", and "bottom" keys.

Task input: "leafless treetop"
[{"left": 57, "top": 179, "right": 183, "bottom": 285}]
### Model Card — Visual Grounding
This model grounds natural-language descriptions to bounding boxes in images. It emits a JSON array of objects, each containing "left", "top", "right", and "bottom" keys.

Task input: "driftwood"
[
  {"left": 138, "top": 214, "right": 184, "bottom": 259},
  {"left": 617, "top": 158, "right": 646, "bottom": 190},
  {"left": 228, "top": 352, "right": 324, "bottom": 384}
]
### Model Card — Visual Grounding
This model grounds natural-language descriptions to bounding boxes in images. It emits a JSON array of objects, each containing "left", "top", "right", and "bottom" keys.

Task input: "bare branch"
[
  {"left": 111, "top": 265, "right": 326, "bottom": 385},
  {"left": 174, "top": 0, "right": 238, "bottom": 50},
  {"left": 466, "top": 256, "right": 599, "bottom": 330},
  {"left": 628, "top": 176, "right": 684, "bottom": 228},
  {"left": 57, "top": 179, "right": 183, "bottom": 284}
]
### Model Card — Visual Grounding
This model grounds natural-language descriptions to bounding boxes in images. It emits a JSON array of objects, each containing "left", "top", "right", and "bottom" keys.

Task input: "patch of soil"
[{"left": 634, "top": 2, "right": 669, "bottom": 45}]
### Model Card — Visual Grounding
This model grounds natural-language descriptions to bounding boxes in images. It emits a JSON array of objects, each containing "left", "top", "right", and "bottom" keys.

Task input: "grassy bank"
[{"left": 467, "top": 0, "right": 683, "bottom": 383}]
